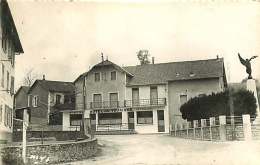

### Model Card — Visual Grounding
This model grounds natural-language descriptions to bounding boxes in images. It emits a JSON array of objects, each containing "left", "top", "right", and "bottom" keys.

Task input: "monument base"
[{"left": 247, "top": 79, "right": 260, "bottom": 123}]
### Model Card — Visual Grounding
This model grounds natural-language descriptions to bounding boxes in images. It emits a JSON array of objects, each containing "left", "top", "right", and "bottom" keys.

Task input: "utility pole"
[{"left": 22, "top": 109, "right": 29, "bottom": 164}]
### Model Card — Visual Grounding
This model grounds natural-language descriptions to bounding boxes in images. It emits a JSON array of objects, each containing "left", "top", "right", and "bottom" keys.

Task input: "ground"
[{"left": 60, "top": 134, "right": 260, "bottom": 165}]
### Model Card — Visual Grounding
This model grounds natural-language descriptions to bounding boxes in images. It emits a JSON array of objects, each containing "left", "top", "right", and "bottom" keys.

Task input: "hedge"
[{"left": 180, "top": 89, "right": 257, "bottom": 121}]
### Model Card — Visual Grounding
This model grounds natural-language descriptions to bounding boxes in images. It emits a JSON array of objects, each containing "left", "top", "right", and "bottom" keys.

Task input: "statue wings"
[
  {"left": 249, "top": 55, "right": 258, "bottom": 61},
  {"left": 238, "top": 53, "right": 246, "bottom": 66}
]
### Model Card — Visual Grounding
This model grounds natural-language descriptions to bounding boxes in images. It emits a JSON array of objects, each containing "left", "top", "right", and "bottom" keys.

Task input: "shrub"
[{"left": 180, "top": 89, "right": 257, "bottom": 121}]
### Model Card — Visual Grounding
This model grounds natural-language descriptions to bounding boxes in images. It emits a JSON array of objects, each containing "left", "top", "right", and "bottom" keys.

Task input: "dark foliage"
[
  {"left": 180, "top": 89, "right": 257, "bottom": 121},
  {"left": 49, "top": 110, "right": 62, "bottom": 125}
]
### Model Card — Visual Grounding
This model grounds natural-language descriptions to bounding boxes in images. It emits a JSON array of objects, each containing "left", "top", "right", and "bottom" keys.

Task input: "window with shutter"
[
  {"left": 0, "top": 105, "right": 2, "bottom": 123},
  {"left": 10, "top": 76, "right": 14, "bottom": 95},
  {"left": 1, "top": 64, "right": 4, "bottom": 88},
  {"left": 6, "top": 71, "right": 9, "bottom": 91}
]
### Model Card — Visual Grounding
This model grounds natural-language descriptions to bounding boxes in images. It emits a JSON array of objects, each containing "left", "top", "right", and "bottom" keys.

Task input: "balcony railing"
[{"left": 89, "top": 98, "right": 166, "bottom": 109}]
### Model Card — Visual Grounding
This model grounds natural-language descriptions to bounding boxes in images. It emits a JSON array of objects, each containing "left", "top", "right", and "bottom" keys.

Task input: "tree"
[
  {"left": 137, "top": 50, "right": 150, "bottom": 65},
  {"left": 22, "top": 68, "right": 40, "bottom": 86},
  {"left": 180, "top": 89, "right": 257, "bottom": 121}
]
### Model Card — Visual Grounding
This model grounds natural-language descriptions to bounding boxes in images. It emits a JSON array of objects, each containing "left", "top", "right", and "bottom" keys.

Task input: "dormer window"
[
  {"left": 94, "top": 72, "right": 100, "bottom": 82},
  {"left": 111, "top": 71, "right": 116, "bottom": 80}
]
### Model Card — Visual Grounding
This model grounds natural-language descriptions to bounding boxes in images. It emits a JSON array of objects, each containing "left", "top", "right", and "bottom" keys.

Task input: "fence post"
[
  {"left": 174, "top": 123, "right": 177, "bottom": 137},
  {"left": 186, "top": 121, "right": 189, "bottom": 139},
  {"left": 219, "top": 115, "right": 227, "bottom": 141},
  {"left": 209, "top": 117, "right": 215, "bottom": 141},
  {"left": 242, "top": 114, "right": 252, "bottom": 141},
  {"left": 193, "top": 120, "right": 197, "bottom": 139},
  {"left": 201, "top": 119, "right": 206, "bottom": 140}
]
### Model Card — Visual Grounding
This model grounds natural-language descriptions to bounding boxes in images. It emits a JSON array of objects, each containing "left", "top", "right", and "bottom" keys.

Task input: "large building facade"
[
  {"left": 73, "top": 57, "right": 227, "bottom": 134},
  {"left": 0, "top": 0, "right": 23, "bottom": 142}
]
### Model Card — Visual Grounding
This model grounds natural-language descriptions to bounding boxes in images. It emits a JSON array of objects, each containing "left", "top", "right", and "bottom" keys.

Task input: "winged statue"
[{"left": 238, "top": 53, "right": 258, "bottom": 79}]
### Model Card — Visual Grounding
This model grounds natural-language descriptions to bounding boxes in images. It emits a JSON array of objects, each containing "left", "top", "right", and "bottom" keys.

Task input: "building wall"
[
  {"left": 84, "top": 65, "right": 126, "bottom": 108},
  {"left": 168, "top": 78, "right": 223, "bottom": 126},
  {"left": 28, "top": 86, "right": 49, "bottom": 125},
  {"left": 125, "top": 84, "right": 167, "bottom": 100},
  {"left": 126, "top": 85, "right": 169, "bottom": 133},
  {"left": 15, "top": 89, "right": 28, "bottom": 109},
  {"left": 0, "top": 8, "right": 16, "bottom": 142},
  {"left": 75, "top": 77, "right": 84, "bottom": 111}
]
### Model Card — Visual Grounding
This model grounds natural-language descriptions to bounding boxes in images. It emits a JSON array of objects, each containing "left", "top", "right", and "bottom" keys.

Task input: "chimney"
[
  {"left": 101, "top": 52, "right": 104, "bottom": 62},
  {"left": 43, "top": 75, "right": 45, "bottom": 80},
  {"left": 216, "top": 55, "right": 219, "bottom": 59},
  {"left": 152, "top": 57, "right": 155, "bottom": 64}
]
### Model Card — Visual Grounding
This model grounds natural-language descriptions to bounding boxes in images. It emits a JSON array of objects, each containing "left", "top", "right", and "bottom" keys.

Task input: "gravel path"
[{"left": 60, "top": 134, "right": 260, "bottom": 165}]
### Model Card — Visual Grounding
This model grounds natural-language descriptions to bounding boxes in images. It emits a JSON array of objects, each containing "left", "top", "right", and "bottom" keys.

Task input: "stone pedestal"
[{"left": 247, "top": 79, "right": 260, "bottom": 116}]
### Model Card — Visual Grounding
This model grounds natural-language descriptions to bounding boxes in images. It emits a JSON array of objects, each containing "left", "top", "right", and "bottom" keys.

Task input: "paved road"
[{"left": 62, "top": 134, "right": 260, "bottom": 165}]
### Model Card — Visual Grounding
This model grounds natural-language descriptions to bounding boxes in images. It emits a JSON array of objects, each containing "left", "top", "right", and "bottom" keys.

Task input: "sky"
[{"left": 7, "top": 0, "right": 260, "bottom": 87}]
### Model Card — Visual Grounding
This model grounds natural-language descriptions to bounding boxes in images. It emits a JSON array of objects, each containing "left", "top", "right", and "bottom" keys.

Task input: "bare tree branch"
[{"left": 22, "top": 68, "right": 40, "bottom": 86}]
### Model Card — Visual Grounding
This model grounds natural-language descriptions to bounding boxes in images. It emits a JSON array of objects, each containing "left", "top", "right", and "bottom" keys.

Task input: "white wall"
[
  {"left": 126, "top": 84, "right": 167, "bottom": 100},
  {"left": 62, "top": 112, "right": 70, "bottom": 131}
]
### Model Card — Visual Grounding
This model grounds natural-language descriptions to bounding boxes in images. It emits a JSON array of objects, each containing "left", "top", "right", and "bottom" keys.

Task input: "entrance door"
[
  {"left": 132, "top": 88, "right": 139, "bottom": 106},
  {"left": 157, "top": 110, "right": 165, "bottom": 132},
  {"left": 93, "top": 94, "right": 102, "bottom": 108},
  {"left": 150, "top": 86, "right": 158, "bottom": 105},
  {"left": 109, "top": 93, "right": 118, "bottom": 108},
  {"left": 128, "top": 112, "right": 135, "bottom": 130}
]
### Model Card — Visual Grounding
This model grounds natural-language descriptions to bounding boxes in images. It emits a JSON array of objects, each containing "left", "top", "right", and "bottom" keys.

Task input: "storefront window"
[{"left": 137, "top": 111, "right": 153, "bottom": 124}]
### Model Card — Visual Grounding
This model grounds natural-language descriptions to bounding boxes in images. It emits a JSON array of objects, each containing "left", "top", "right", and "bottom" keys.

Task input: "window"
[
  {"left": 0, "top": 105, "right": 2, "bottom": 123},
  {"left": 132, "top": 88, "right": 139, "bottom": 106},
  {"left": 109, "top": 93, "right": 118, "bottom": 107},
  {"left": 2, "top": 27, "right": 7, "bottom": 53},
  {"left": 32, "top": 95, "right": 39, "bottom": 107},
  {"left": 93, "top": 94, "right": 102, "bottom": 108},
  {"left": 180, "top": 94, "right": 187, "bottom": 105},
  {"left": 94, "top": 72, "right": 100, "bottom": 82},
  {"left": 102, "top": 72, "right": 107, "bottom": 81},
  {"left": 4, "top": 105, "right": 10, "bottom": 127},
  {"left": 8, "top": 40, "right": 15, "bottom": 66},
  {"left": 137, "top": 111, "right": 153, "bottom": 124},
  {"left": 111, "top": 71, "right": 116, "bottom": 80},
  {"left": 56, "top": 94, "right": 61, "bottom": 104},
  {"left": 10, "top": 76, "right": 14, "bottom": 95},
  {"left": 6, "top": 71, "right": 9, "bottom": 91},
  {"left": 70, "top": 114, "right": 82, "bottom": 126},
  {"left": 150, "top": 86, "right": 158, "bottom": 105},
  {"left": 1, "top": 64, "right": 4, "bottom": 88}
]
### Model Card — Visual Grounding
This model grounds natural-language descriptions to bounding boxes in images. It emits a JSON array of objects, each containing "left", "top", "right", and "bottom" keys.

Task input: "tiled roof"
[
  {"left": 30, "top": 80, "right": 75, "bottom": 93},
  {"left": 123, "top": 58, "right": 225, "bottom": 86}
]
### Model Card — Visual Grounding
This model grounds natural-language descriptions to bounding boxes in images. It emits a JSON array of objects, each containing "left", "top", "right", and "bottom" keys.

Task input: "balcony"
[{"left": 89, "top": 98, "right": 166, "bottom": 110}]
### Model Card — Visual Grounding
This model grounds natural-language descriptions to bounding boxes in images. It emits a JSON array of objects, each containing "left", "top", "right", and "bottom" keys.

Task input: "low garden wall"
[
  {"left": 12, "top": 131, "right": 87, "bottom": 142},
  {"left": 1, "top": 138, "right": 98, "bottom": 164}
]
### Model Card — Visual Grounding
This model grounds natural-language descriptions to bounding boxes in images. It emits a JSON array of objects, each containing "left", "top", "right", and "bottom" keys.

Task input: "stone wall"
[
  {"left": 12, "top": 131, "right": 87, "bottom": 142},
  {"left": 1, "top": 138, "right": 97, "bottom": 164}
]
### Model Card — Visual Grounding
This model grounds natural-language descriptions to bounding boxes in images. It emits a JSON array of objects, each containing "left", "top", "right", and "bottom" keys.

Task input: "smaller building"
[
  {"left": 14, "top": 86, "right": 29, "bottom": 121},
  {"left": 14, "top": 78, "right": 76, "bottom": 131}
]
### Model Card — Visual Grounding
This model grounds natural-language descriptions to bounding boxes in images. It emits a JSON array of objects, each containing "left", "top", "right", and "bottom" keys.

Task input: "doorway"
[{"left": 157, "top": 110, "right": 165, "bottom": 132}]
